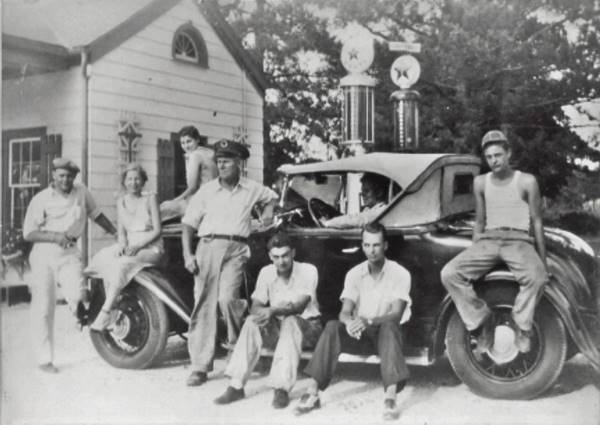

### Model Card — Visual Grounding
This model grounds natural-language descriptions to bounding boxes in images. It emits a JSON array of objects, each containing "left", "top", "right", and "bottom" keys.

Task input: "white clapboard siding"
[{"left": 84, "top": 0, "right": 265, "bottom": 253}]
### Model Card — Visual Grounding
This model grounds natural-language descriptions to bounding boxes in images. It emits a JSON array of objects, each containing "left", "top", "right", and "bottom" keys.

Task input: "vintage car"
[{"left": 86, "top": 152, "right": 600, "bottom": 399}]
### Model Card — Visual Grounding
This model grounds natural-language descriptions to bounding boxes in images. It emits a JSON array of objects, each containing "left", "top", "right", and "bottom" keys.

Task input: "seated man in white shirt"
[
  {"left": 295, "top": 223, "right": 412, "bottom": 421},
  {"left": 214, "top": 232, "right": 322, "bottom": 409},
  {"left": 322, "top": 173, "right": 389, "bottom": 229}
]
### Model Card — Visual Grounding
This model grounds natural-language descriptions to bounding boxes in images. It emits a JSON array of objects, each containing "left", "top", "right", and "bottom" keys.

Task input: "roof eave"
[
  {"left": 198, "top": 0, "right": 268, "bottom": 96},
  {"left": 2, "top": 34, "right": 80, "bottom": 79},
  {"left": 86, "top": 0, "right": 181, "bottom": 63}
]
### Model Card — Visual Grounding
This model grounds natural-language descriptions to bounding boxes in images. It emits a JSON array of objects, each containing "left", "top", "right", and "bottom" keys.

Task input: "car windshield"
[
  {"left": 288, "top": 174, "right": 343, "bottom": 207},
  {"left": 285, "top": 172, "right": 400, "bottom": 214}
]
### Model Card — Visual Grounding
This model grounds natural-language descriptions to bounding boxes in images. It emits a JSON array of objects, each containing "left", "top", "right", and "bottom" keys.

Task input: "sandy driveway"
[{"left": 1, "top": 304, "right": 599, "bottom": 425}]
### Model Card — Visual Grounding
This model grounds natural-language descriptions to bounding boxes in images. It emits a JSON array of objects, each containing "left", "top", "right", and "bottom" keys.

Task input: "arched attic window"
[{"left": 172, "top": 23, "right": 208, "bottom": 68}]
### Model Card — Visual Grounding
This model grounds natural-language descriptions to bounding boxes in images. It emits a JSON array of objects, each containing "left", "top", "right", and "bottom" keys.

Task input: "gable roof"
[{"left": 2, "top": 0, "right": 268, "bottom": 93}]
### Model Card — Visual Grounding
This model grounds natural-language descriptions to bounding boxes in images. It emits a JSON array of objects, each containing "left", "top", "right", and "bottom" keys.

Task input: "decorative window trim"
[{"left": 172, "top": 23, "right": 208, "bottom": 68}]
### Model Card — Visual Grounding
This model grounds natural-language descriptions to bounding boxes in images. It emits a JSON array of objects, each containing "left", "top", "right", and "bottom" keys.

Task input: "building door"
[{"left": 1, "top": 127, "right": 61, "bottom": 246}]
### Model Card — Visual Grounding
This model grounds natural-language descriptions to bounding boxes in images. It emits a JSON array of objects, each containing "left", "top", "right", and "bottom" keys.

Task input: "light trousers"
[
  {"left": 188, "top": 239, "right": 249, "bottom": 372},
  {"left": 225, "top": 315, "right": 322, "bottom": 391},
  {"left": 29, "top": 243, "right": 85, "bottom": 364},
  {"left": 441, "top": 235, "right": 548, "bottom": 331}
]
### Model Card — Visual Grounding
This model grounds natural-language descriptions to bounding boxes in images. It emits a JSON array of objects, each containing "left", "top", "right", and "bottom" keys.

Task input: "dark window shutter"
[
  {"left": 40, "top": 134, "right": 62, "bottom": 186},
  {"left": 157, "top": 138, "right": 176, "bottom": 202}
]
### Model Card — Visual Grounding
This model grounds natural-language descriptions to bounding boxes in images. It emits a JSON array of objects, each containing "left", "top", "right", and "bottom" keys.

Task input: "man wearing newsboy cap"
[
  {"left": 181, "top": 139, "right": 279, "bottom": 386},
  {"left": 23, "top": 158, "right": 116, "bottom": 373},
  {"left": 441, "top": 130, "right": 548, "bottom": 356}
]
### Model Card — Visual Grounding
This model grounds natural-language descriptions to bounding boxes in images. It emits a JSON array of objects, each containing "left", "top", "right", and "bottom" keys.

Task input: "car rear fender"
[{"left": 433, "top": 271, "right": 600, "bottom": 372}]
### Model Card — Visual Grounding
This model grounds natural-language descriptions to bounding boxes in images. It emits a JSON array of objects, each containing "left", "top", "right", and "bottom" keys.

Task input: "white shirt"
[
  {"left": 340, "top": 259, "right": 412, "bottom": 324},
  {"left": 23, "top": 183, "right": 101, "bottom": 239},
  {"left": 324, "top": 202, "right": 387, "bottom": 229},
  {"left": 252, "top": 261, "right": 320, "bottom": 320},
  {"left": 181, "top": 177, "right": 278, "bottom": 238}
]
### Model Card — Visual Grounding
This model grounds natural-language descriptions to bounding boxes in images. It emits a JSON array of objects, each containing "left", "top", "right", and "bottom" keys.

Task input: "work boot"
[
  {"left": 186, "top": 371, "right": 207, "bottom": 387},
  {"left": 473, "top": 320, "right": 494, "bottom": 354},
  {"left": 38, "top": 362, "right": 59, "bottom": 373},
  {"left": 514, "top": 327, "right": 533, "bottom": 353},
  {"left": 214, "top": 386, "right": 245, "bottom": 404},
  {"left": 272, "top": 388, "right": 289, "bottom": 409},
  {"left": 383, "top": 398, "right": 400, "bottom": 421}
]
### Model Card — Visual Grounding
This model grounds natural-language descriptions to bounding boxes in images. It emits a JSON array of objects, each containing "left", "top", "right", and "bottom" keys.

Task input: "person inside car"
[
  {"left": 440, "top": 130, "right": 548, "bottom": 354},
  {"left": 322, "top": 172, "right": 388, "bottom": 228},
  {"left": 214, "top": 231, "right": 322, "bottom": 409},
  {"left": 295, "top": 222, "right": 411, "bottom": 421}
]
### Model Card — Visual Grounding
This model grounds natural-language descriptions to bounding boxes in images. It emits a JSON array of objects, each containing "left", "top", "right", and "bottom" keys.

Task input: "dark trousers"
[{"left": 303, "top": 320, "right": 409, "bottom": 391}]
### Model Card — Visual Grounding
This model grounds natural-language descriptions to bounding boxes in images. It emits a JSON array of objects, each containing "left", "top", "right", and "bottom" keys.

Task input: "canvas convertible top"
[{"left": 278, "top": 153, "right": 481, "bottom": 192}]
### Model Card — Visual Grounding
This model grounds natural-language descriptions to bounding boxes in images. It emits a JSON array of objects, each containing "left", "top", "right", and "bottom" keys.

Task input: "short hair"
[
  {"left": 179, "top": 125, "right": 201, "bottom": 142},
  {"left": 120, "top": 163, "right": 148, "bottom": 188},
  {"left": 360, "top": 173, "right": 388, "bottom": 201},
  {"left": 266, "top": 232, "right": 294, "bottom": 251},
  {"left": 361, "top": 222, "right": 387, "bottom": 242},
  {"left": 482, "top": 140, "right": 510, "bottom": 152}
]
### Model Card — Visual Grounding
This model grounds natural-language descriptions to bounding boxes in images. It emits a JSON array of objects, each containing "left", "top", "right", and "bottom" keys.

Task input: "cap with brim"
[
  {"left": 481, "top": 130, "right": 508, "bottom": 148},
  {"left": 214, "top": 139, "right": 250, "bottom": 159},
  {"left": 52, "top": 157, "right": 80, "bottom": 174}
]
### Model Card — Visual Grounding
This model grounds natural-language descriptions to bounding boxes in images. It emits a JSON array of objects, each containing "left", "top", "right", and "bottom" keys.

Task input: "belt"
[
  {"left": 489, "top": 227, "right": 529, "bottom": 233},
  {"left": 200, "top": 233, "right": 248, "bottom": 244}
]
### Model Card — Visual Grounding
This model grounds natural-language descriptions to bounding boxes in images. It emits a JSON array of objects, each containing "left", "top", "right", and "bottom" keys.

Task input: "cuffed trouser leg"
[
  {"left": 269, "top": 316, "right": 303, "bottom": 392},
  {"left": 440, "top": 240, "right": 498, "bottom": 330},
  {"left": 377, "top": 322, "right": 409, "bottom": 391},
  {"left": 188, "top": 240, "right": 248, "bottom": 372},
  {"left": 217, "top": 244, "right": 248, "bottom": 345},
  {"left": 29, "top": 245, "right": 84, "bottom": 365},
  {"left": 500, "top": 240, "right": 548, "bottom": 330},
  {"left": 303, "top": 320, "right": 344, "bottom": 390},
  {"left": 29, "top": 252, "right": 56, "bottom": 365},
  {"left": 224, "top": 317, "right": 263, "bottom": 386}
]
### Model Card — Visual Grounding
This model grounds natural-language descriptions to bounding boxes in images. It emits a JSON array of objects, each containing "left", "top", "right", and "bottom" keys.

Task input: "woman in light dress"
[
  {"left": 89, "top": 163, "right": 164, "bottom": 331},
  {"left": 159, "top": 125, "right": 217, "bottom": 220}
]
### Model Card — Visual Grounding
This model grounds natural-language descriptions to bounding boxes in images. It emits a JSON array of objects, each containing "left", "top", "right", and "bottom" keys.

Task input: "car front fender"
[
  {"left": 433, "top": 273, "right": 600, "bottom": 372},
  {"left": 132, "top": 268, "right": 192, "bottom": 325}
]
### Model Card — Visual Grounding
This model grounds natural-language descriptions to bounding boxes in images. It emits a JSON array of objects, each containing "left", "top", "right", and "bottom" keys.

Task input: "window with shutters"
[
  {"left": 2, "top": 128, "right": 60, "bottom": 247},
  {"left": 8, "top": 137, "right": 42, "bottom": 229},
  {"left": 172, "top": 23, "right": 208, "bottom": 68}
]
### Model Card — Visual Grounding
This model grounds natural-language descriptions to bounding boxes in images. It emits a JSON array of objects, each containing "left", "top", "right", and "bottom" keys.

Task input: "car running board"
[{"left": 221, "top": 343, "right": 432, "bottom": 366}]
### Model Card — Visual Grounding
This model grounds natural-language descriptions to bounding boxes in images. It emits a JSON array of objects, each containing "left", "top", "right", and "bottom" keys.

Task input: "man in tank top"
[{"left": 440, "top": 130, "right": 548, "bottom": 354}]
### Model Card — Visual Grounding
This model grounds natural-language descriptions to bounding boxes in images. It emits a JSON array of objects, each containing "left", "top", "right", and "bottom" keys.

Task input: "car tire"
[
  {"left": 90, "top": 283, "right": 169, "bottom": 369},
  {"left": 445, "top": 287, "right": 567, "bottom": 399}
]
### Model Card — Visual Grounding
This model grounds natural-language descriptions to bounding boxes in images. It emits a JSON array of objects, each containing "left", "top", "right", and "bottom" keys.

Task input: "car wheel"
[
  {"left": 90, "top": 283, "right": 169, "bottom": 369},
  {"left": 445, "top": 289, "right": 567, "bottom": 399}
]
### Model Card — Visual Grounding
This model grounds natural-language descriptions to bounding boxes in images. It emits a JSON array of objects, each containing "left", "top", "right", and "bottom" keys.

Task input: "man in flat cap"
[
  {"left": 441, "top": 130, "right": 548, "bottom": 355},
  {"left": 181, "top": 139, "right": 279, "bottom": 386},
  {"left": 23, "top": 158, "right": 116, "bottom": 373}
]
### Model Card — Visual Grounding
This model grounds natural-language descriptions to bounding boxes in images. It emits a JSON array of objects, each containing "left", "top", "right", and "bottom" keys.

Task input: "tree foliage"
[{"left": 219, "top": 0, "right": 600, "bottom": 196}]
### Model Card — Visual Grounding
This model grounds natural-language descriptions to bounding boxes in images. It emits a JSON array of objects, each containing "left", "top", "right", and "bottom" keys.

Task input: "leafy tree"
[{"left": 219, "top": 0, "right": 600, "bottom": 196}]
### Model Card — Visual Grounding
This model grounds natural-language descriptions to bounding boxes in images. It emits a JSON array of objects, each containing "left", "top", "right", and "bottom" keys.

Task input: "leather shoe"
[
  {"left": 38, "top": 362, "right": 59, "bottom": 373},
  {"left": 514, "top": 327, "right": 532, "bottom": 353},
  {"left": 186, "top": 371, "right": 207, "bottom": 386},
  {"left": 383, "top": 398, "right": 400, "bottom": 421},
  {"left": 294, "top": 393, "right": 320, "bottom": 415},
  {"left": 272, "top": 388, "right": 289, "bottom": 409},
  {"left": 214, "top": 386, "right": 245, "bottom": 404},
  {"left": 473, "top": 320, "right": 494, "bottom": 354}
]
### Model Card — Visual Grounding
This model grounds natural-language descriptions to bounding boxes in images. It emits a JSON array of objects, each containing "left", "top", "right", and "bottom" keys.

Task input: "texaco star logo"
[{"left": 390, "top": 55, "right": 421, "bottom": 89}]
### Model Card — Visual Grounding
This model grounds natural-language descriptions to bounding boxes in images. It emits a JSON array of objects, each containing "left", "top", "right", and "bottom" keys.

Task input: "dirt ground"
[{"left": 1, "top": 303, "right": 599, "bottom": 425}]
